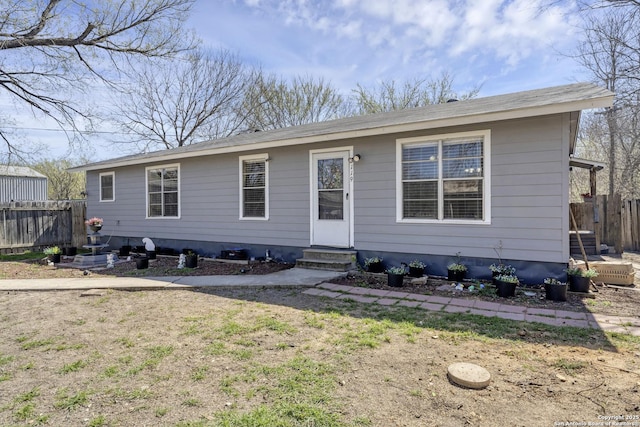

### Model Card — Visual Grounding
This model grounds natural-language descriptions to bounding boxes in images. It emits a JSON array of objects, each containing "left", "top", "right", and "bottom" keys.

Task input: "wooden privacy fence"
[
  {"left": 0, "top": 201, "right": 86, "bottom": 253},
  {"left": 570, "top": 194, "right": 640, "bottom": 253}
]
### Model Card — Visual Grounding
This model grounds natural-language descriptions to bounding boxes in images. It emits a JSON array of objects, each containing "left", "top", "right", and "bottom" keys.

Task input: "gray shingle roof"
[{"left": 71, "top": 82, "right": 614, "bottom": 172}]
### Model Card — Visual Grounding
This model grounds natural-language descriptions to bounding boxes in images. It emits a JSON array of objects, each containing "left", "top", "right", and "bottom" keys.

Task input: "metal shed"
[{"left": 0, "top": 166, "right": 48, "bottom": 202}]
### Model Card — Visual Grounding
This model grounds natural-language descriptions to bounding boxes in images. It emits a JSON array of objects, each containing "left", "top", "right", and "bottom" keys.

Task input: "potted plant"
[
  {"left": 85, "top": 217, "right": 103, "bottom": 233},
  {"left": 408, "top": 260, "right": 426, "bottom": 278},
  {"left": 135, "top": 256, "right": 149, "bottom": 269},
  {"left": 185, "top": 251, "right": 198, "bottom": 268},
  {"left": 566, "top": 267, "right": 597, "bottom": 293},
  {"left": 544, "top": 278, "right": 568, "bottom": 302},
  {"left": 447, "top": 253, "right": 467, "bottom": 281},
  {"left": 386, "top": 266, "right": 406, "bottom": 287},
  {"left": 494, "top": 274, "right": 518, "bottom": 298},
  {"left": 44, "top": 246, "right": 62, "bottom": 263},
  {"left": 62, "top": 246, "right": 77, "bottom": 257},
  {"left": 119, "top": 245, "right": 131, "bottom": 256},
  {"left": 489, "top": 263, "right": 515, "bottom": 279},
  {"left": 364, "top": 256, "right": 384, "bottom": 273}
]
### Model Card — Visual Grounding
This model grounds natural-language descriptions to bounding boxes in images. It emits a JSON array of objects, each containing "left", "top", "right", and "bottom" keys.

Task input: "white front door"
[{"left": 310, "top": 149, "right": 353, "bottom": 247}]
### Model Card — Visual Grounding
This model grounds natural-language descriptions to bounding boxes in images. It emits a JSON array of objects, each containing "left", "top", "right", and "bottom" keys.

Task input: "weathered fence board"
[{"left": 0, "top": 201, "right": 86, "bottom": 253}]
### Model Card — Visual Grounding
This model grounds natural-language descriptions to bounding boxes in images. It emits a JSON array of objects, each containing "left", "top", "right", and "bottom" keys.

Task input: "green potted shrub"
[
  {"left": 386, "top": 266, "right": 406, "bottom": 287},
  {"left": 566, "top": 267, "right": 597, "bottom": 293},
  {"left": 544, "top": 278, "right": 568, "bottom": 302},
  {"left": 494, "top": 274, "right": 518, "bottom": 297},
  {"left": 44, "top": 246, "right": 62, "bottom": 263},
  {"left": 408, "top": 260, "right": 426, "bottom": 278},
  {"left": 489, "top": 263, "right": 515, "bottom": 278},
  {"left": 185, "top": 251, "right": 198, "bottom": 268},
  {"left": 364, "top": 256, "right": 384, "bottom": 273}
]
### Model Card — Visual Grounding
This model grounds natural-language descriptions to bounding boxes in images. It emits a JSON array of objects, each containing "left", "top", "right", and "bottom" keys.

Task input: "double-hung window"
[
  {"left": 239, "top": 154, "right": 269, "bottom": 220},
  {"left": 99, "top": 172, "right": 115, "bottom": 202},
  {"left": 397, "top": 130, "right": 490, "bottom": 223},
  {"left": 146, "top": 164, "right": 180, "bottom": 218}
]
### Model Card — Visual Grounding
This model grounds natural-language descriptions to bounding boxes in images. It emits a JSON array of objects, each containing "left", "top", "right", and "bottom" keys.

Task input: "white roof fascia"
[{"left": 71, "top": 86, "right": 614, "bottom": 172}]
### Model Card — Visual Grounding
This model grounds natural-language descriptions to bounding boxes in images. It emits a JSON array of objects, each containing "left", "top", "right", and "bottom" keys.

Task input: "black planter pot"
[
  {"left": 387, "top": 273, "right": 404, "bottom": 287},
  {"left": 136, "top": 257, "right": 149, "bottom": 269},
  {"left": 185, "top": 254, "right": 198, "bottom": 269},
  {"left": 545, "top": 283, "right": 568, "bottom": 301},
  {"left": 135, "top": 245, "right": 145, "bottom": 254},
  {"left": 63, "top": 247, "right": 77, "bottom": 256},
  {"left": 49, "top": 254, "right": 61, "bottom": 264},
  {"left": 448, "top": 269, "right": 465, "bottom": 282},
  {"left": 409, "top": 267, "right": 425, "bottom": 278},
  {"left": 119, "top": 246, "right": 131, "bottom": 256},
  {"left": 569, "top": 276, "right": 591, "bottom": 293},
  {"left": 146, "top": 250, "right": 156, "bottom": 260},
  {"left": 495, "top": 280, "right": 517, "bottom": 298},
  {"left": 367, "top": 262, "right": 384, "bottom": 273}
]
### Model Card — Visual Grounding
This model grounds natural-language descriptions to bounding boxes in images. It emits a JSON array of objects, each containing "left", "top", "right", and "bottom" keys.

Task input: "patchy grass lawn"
[{"left": 0, "top": 287, "right": 639, "bottom": 426}]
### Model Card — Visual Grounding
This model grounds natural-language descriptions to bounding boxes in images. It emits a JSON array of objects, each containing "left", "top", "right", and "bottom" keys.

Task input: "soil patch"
[{"left": 329, "top": 270, "right": 640, "bottom": 318}]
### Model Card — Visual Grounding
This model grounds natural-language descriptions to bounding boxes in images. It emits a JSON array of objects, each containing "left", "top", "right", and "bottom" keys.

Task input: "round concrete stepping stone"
[{"left": 447, "top": 362, "right": 491, "bottom": 389}]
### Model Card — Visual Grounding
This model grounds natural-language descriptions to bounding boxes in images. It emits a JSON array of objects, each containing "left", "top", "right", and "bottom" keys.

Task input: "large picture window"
[
  {"left": 397, "top": 131, "right": 489, "bottom": 223},
  {"left": 99, "top": 172, "right": 115, "bottom": 202},
  {"left": 146, "top": 165, "right": 179, "bottom": 218},
  {"left": 240, "top": 154, "right": 269, "bottom": 219}
]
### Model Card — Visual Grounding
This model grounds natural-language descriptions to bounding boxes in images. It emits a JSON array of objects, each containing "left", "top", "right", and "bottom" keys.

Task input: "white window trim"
[
  {"left": 99, "top": 171, "right": 115, "bottom": 202},
  {"left": 145, "top": 163, "right": 181, "bottom": 219},
  {"left": 396, "top": 130, "right": 491, "bottom": 225},
  {"left": 239, "top": 153, "right": 269, "bottom": 220}
]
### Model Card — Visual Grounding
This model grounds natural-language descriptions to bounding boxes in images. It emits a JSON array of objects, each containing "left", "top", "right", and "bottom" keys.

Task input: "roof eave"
[{"left": 70, "top": 92, "right": 615, "bottom": 173}]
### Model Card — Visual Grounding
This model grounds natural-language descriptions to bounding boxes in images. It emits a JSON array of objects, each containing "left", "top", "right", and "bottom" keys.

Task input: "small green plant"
[
  {"left": 409, "top": 260, "right": 426, "bottom": 269},
  {"left": 582, "top": 269, "right": 599, "bottom": 278},
  {"left": 386, "top": 266, "right": 406, "bottom": 275},
  {"left": 565, "top": 267, "right": 598, "bottom": 278},
  {"left": 43, "top": 246, "right": 62, "bottom": 255},
  {"left": 495, "top": 274, "right": 519, "bottom": 283},
  {"left": 489, "top": 263, "right": 515, "bottom": 275},
  {"left": 363, "top": 256, "right": 383, "bottom": 267},
  {"left": 447, "top": 252, "right": 467, "bottom": 272},
  {"left": 543, "top": 278, "right": 566, "bottom": 285}
]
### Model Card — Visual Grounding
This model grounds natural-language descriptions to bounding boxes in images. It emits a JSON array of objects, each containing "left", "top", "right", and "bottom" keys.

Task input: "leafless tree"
[
  {"left": 0, "top": 0, "right": 195, "bottom": 157},
  {"left": 241, "top": 74, "right": 348, "bottom": 130},
  {"left": 573, "top": 7, "right": 640, "bottom": 196},
  {"left": 351, "top": 72, "right": 480, "bottom": 115},
  {"left": 115, "top": 49, "right": 257, "bottom": 150}
]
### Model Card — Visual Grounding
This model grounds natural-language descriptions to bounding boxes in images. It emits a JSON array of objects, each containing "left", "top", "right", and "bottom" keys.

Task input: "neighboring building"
[
  {"left": 70, "top": 83, "right": 614, "bottom": 282},
  {"left": 0, "top": 166, "right": 48, "bottom": 202}
]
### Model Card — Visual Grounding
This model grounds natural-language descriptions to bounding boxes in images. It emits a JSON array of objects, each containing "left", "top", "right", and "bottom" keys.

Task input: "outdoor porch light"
[{"left": 349, "top": 154, "right": 361, "bottom": 163}]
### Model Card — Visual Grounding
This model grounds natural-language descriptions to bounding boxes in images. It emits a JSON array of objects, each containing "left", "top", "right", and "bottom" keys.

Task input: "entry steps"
[{"left": 295, "top": 248, "right": 357, "bottom": 272}]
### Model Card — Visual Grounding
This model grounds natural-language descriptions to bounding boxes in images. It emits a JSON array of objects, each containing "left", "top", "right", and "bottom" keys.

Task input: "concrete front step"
[
  {"left": 302, "top": 248, "right": 357, "bottom": 262},
  {"left": 295, "top": 258, "right": 354, "bottom": 272},
  {"left": 296, "top": 248, "right": 357, "bottom": 271}
]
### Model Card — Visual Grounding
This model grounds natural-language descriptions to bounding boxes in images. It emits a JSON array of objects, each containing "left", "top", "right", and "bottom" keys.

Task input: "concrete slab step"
[
  {"left": 302, "top": 248, "right": 357, "bottom": 263},
  {"left": 295, "top": 258, "right": 354, "bottom": 272}
]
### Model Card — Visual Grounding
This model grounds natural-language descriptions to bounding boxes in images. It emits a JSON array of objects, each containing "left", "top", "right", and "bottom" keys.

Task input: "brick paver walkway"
[{"left": 303, "top": 283, "right": 640, "bottom": 336}]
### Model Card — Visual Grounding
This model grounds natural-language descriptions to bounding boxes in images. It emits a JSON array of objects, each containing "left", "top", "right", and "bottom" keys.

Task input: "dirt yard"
[{"left": 0, "top": 254, "right": 639, "bottom": 426}]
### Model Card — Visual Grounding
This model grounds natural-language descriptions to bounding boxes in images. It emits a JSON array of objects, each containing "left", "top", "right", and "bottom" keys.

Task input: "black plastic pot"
[
  {"left": 146, "top": 250, "right": 156, "bottom": 260},
  {"left": 63, "top": 247, "right": 77, "bottom": 256},
  {"left": 136, "top": 257, "right": 149, "bottom": 269},
  {"left": 448, "top": 269, "right": 465, "bottom": 282},
  {"left": 569, "top": 276, "right": 591, "bottom": 293},
  {"left": 367, "top": 262, "right": 384, "bottom": 273},
  {"left": 409, "top": 266, "right": 425, "bottom": 278},
  {"left": 495, "top": 280, "right": 517, "bottom": 298},
  {"left": 545, "top": 283, "right": 568, "bottom": 301},
  {"left": 185, "top": 254, "right": 198, "bottom": 269},
  {"left": 119, "top": 245, "right": 131, "bottom": 256},
  {"left": 49, "top": 254, "right": 61, "bottom": 264},
  {"left": 387, "top": 273, "right": 404, "bottom": 287}
]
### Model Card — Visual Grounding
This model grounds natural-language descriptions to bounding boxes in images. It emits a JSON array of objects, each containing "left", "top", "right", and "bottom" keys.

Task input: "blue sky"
[
  {"left": 192, "top": 0, "right": 586, "bottom": 96},
  {"left": 10, "top": 0, "right": 589, "bottom": 161}
]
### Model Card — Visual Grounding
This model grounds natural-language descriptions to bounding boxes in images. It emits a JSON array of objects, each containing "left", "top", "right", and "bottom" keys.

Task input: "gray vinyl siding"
[
  {"left": 352, "top": 114, "right": 569, "bottom": 263},
  {"left": 87, "top": 113, "right": 570, "bottom": 264}
]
